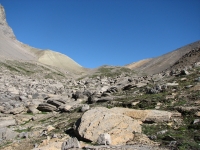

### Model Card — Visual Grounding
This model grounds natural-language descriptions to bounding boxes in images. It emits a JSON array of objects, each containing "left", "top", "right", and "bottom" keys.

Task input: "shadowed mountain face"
[
  {"left": 126, "top": 40, "right": 200, "bottom": 75},
  {"left": 0, "top": 5, "right": 86, "bottom": 74}
]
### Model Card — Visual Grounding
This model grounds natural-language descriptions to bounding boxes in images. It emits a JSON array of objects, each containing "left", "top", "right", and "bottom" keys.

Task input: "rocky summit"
[{"left": 0, "top": 4, "right": 200, "bottom": 150}]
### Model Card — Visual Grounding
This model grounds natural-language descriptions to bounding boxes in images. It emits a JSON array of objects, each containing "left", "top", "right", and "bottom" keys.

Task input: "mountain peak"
[
  {"left": 0, "top": 4, "right": 6, "bottom": 25},
  {"left": 0, "top": 4, "right": 15, "bottom": 39}
]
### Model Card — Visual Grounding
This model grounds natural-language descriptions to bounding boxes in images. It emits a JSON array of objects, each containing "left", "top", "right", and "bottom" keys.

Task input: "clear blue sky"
[{"left": 0, "top": 0, "right": 200, "bottom": 68}]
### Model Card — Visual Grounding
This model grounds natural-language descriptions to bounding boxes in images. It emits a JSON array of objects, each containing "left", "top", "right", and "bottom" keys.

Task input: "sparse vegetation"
[
  {"left": 15, "top": 127, "right": 32, "bottom": 133},
  {"left": 89, "top": 66, "right": 136, "bottom": 78}
]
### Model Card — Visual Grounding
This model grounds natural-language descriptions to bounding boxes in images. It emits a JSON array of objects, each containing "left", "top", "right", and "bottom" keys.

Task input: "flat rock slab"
[
  {"left": 0, "top": 127, "right": 18, "bottom": 142},
  {"left": 111, "top": 107, "right": 172, "bottom": 123},
  {"left": 0, "top": 118, "right": 16, "bottom": 128},
  {"left": 74, "top": 107, "right": 141, "bottom": 145}
]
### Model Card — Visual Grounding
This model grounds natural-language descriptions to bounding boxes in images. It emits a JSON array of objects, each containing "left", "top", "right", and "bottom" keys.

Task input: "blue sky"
[{"left": 0, "top": 0, "right": 200, "bottom": 68}]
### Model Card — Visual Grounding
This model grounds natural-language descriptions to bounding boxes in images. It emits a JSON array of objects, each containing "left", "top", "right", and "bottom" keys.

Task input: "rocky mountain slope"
[
  {"left": 0, "top": 5, "right": 86, "bottom": 74},
  {"left": 0, "top": 50, "right": 200, "bottom": 149},
  {"left": 169, "top": 47, "right": 200, "bottom": 71},
  {"left": 126, "top": 40, "right": 200, "bottom": 75}
]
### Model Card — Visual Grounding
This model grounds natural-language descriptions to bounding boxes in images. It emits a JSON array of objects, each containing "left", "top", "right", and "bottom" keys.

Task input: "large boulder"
[{"left": 74, "top": 107, "right": 141, "bottom": 145}]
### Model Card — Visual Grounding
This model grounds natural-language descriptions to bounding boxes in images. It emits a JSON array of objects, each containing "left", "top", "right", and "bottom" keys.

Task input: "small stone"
[
  {"left": 81, "top": 104, "right": 90, "bottom": 112},
  {"left": 193, "top": 119, "right": 200, "bottom": 124},
  {"left": 34, "top": 143, "right": 38, "bottom": 148},
  {"left": 46, "top": 125, "right": 55, "bottom": 132},
  {"left": 157, "top": 129, "right": 168, "bottom": 135},
  {"left": 52, "top": 134, "right": 58, "bottom": 138},
  {"left": 149, "top": 135, "right": 157, "bottom": 140},
  {"left": 19, "top": 132, "right": 29, "bottom": 139},
  {"left": 180, "top": 78, "right": 187, "bottom": 81},
  {"left": 131, "top": 101, "right": 139, "bottom": 106},
  {"left": 195, "top": 112, "right": 200, "bottom": 117},
  {"left": 62, "top": 105, "right": 72, "bottom": 112}
]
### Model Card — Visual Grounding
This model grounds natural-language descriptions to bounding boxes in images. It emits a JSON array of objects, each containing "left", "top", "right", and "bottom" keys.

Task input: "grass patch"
[
  {"left": 23, "top": 112, "right": 34, "bottom": 116},
  {"left": 40, "top": 111, "right": 48, "bottom": 114},
  {"left": 15, "top": 127, "right": 32, "bottom": 133},
  {"left": 0, "top": 141, "right": 12, "bottom": 148},
  {"left": 142, "top": 115, "right": 200, "bottom": 150},
  {"left": 0, "top": 62, "right": 20, "bottom": 72},
  {"left": 16, "top": 66, "right": 35, "bottom": 75},
  {"left": 21, "top": 120, "right": 30, "bottom": 126}
]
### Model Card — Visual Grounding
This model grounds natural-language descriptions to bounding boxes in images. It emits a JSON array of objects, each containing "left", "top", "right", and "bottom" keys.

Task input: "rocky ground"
[{"left": 0, "top": 58, "right": 200, "bottom": 150}]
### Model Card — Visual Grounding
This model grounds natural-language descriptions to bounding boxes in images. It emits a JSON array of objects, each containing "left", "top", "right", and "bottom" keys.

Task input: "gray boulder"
[
  {"left": 61, "top": 137, "right": 81, "bottom": 150},
  {"left": 27, "top": 105, "right": 40, "bottom": 114},
  {"left": 81, "top": 104, "right": 90, "bottom": 112},
  {"left": 47, "top": 99, "right": 64, "bottom": 108},
  {"left": 37, "top": 103, "right": 57, "bottom": 112}
]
